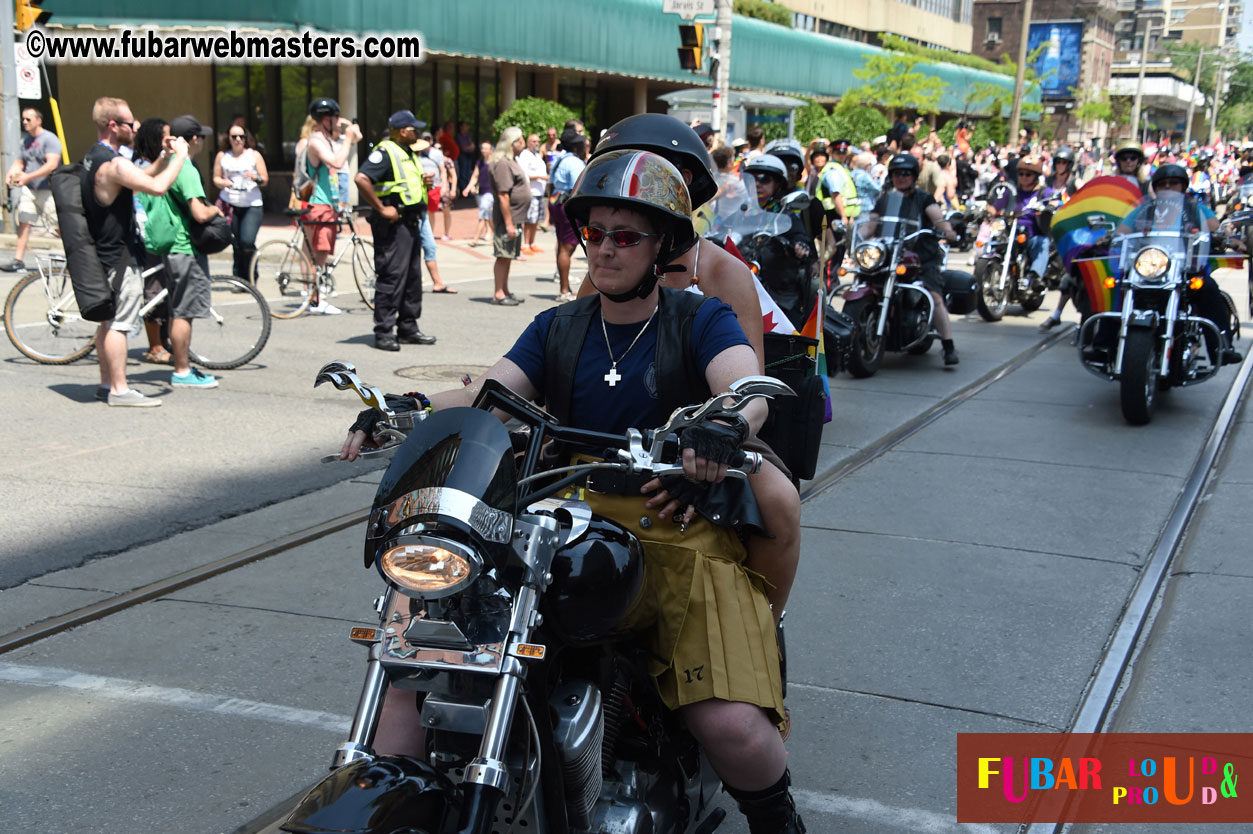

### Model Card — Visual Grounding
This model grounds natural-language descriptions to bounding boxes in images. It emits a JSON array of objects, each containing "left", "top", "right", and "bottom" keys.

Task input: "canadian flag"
[{"left": 721, "top": 236, "right": 795, "bottom": 334}]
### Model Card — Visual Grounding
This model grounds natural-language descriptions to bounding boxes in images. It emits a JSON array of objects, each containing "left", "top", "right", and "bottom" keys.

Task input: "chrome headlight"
[
  {"left": 378, "top": 535, "right": 482, "bottom": 598},
  {"left": 1134, "top": 247, "right": 1170, "bottom": 280},
  {"left": 989, "top": 218, "right": 1007, "bottom": 233},
  {"left": 855, "top": 244, "right": 885, "bottom": 270}
]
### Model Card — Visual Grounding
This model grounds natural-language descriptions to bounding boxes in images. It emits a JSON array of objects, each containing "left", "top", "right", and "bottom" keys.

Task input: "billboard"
[{"left": 1027, "top": 22, "right": 1084, "bottom": 99}]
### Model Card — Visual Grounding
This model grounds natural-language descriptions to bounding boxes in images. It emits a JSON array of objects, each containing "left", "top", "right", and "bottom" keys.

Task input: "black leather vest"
[{"left": 542, "top": 288, "right": 709, "bottom": 427}]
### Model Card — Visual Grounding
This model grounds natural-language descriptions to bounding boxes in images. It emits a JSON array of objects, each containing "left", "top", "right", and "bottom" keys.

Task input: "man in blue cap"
[{"left": 354, "top": 110, "right": 437, "bottom": 351}]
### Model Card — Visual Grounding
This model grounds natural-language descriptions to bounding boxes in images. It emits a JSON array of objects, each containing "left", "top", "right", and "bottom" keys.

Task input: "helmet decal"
[{"left": 623, "top": 152, "right": 691, "bottom": 217}]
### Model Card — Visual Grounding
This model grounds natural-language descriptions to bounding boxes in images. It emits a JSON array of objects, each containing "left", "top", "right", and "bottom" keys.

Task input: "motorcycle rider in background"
[
  {"left": 988, "top": 156, "right": 1055, "bottom": 295},
  {"left": 1112, "top": 139, "right": 1150, "bottom": 195},
  {"left": 865, "top": 153, "right": 961, "bottom": 364},
  {"left": 764, "top": 138, "right": 820, "bottom": 240},
  {"left": 345, "top": 150, "right": 807, "bottom": 833},
  {"left": 814, "top": 138, "right": 859, "bottom": 268},
  {"left": 1116, "top": 164, "right": 1244, "bottom": 365},
  {"left": 743, "top": 154, "right": 814, "bottom": 263},
  {"left": 1048, "top": 146, "right": 1079, "bottom": 196}
]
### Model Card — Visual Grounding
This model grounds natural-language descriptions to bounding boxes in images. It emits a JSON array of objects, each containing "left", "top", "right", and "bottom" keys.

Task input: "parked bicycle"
[
  {"left": 249, "top": 205, "right": 376, "bottom": 318},
  {"left": 4, "top": 253, "right": 271, "bottom": 368}
]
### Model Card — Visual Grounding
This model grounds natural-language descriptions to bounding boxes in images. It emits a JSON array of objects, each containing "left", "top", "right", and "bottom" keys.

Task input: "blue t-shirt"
[
  {"left": 504, "top": 298, "right": 748, "bottom": 435},
  {"left": 549, "top": 151, "right": 586, "bottom": 195}
]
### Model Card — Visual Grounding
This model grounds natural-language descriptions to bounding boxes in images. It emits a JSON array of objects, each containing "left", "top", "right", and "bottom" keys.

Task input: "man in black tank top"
[{"left": 84, "top": 96, "right": 188, "bottom": 407}]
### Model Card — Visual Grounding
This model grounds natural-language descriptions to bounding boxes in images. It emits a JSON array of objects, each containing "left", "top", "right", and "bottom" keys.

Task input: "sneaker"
[
  {"left": 309, "top": 300, "right": 343, "bottom": 315},
  {"left": 107, "top": 388, "right": 162, "bottom": 407},
  {"left": 0, "top": 258, "right": 25, "bottom": 272},
  {"left": 1039, "top": 316, "right": 1062, "bottom": 331},
  {"left": 171, "top": 368, "right": 219, "bottom": 389}
]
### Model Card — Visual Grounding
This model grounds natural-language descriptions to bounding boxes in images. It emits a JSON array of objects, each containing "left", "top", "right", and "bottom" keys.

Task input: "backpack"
[
  {"left": 49, "top": 162, "right": 126, "bottom": 322},
  {"left": 293, "top": 141, "right": 320, "bottom": 202}
]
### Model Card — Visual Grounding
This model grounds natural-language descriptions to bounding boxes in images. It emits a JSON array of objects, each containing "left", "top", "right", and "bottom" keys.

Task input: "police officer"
[{"left": 354, "top": 110, "right": 437, "bottom": 351}]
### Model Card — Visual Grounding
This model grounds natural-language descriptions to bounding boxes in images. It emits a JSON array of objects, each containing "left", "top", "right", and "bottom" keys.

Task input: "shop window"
[{"left": 478, "top": 67, "right": 497, "bottom": 143}]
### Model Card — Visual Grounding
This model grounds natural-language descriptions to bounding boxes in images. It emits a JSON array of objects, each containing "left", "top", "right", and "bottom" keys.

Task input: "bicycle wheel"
[
  {"left": 188, "top": 277, "right": 272, "bottom": 369},
  {"left": 250, "top": 239, "right": 313, "bottom": 319},
  {"left": 4, "top": 271, "right": 97, "bottom": 364},
  {"left": 352, "top": 238, "right": 376, "bottom": 310}
]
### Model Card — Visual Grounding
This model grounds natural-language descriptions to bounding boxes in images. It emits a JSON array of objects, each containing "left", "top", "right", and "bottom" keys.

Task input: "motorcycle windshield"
[
  {"left": 373, "top": 406, "right": 518, "bottom": 518},
  {"left": 851, "top": 191, "right": 920, "bottom": 249},
  {"left": 693, "top": 173, "right": 792, "bottom": 244},
  {"left": 1116, "top": 192, "right": 1209, "bottom": 275}
]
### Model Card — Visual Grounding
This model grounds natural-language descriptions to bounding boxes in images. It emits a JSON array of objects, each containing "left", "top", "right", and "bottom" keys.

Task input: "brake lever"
[{"left": 651, "top": 376, "right": 794, "bottom": 458}]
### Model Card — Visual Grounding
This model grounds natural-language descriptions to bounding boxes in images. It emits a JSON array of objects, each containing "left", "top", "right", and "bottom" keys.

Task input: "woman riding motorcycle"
[
  {"left": 1112, "top": 139, "right": 1149, "bottom": 194},
  {"left": 581, "top": 115, "right": 803, "bottom": 624},
  {"left": 1048, "top": 146, "right": 1078, "bottom": 196},
  {"left": 344, "top": 150, "right": 806, "bottom": 834},
  {"left": 865, "top": 153, "right": 961, "bottom": 364}
]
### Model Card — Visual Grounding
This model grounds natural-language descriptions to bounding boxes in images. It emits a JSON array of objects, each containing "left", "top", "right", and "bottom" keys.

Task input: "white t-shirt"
[{"left": 517, "top": 149, "right": 547, "bottom": 197}]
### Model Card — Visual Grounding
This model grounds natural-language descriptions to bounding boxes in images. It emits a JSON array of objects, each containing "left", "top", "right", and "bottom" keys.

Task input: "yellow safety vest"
[
  {"left": 373, "top": 139, "right": 427, "bottom": 207},
  {"left": 814, "top": 161, "right": 859, "bottom": 217}
]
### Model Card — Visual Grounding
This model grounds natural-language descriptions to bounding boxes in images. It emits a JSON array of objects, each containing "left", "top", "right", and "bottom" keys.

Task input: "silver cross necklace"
[{"left": 600, "top": 307, "right": 658, "bottom": 387}]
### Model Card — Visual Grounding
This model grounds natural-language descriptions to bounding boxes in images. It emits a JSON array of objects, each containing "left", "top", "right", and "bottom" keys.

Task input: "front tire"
[
  {"left": 1120, "top": 328, "right": 1159, "bottom": 425},
  {"left": 4, "top": 272, "right": 97, "bottom": 364},
  {"left": 352, "top": 238, "right": 376, "bottom": 310},
  {"left": 975, "top": 257, "right": 1008, "bottom": 322},
  {"left": 251, "top": 239, "right": 313, "bottom": 319},
  {"left": 845, "top": 298, "right": 884, "bottom": 378},
  {"left": 188, "top": 277, "right": 272, "bottom": 369}
]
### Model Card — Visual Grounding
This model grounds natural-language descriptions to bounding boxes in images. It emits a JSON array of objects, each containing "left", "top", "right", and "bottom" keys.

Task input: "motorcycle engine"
[{"left": 550, "top": 680, "right": 604, "bottom": 829}]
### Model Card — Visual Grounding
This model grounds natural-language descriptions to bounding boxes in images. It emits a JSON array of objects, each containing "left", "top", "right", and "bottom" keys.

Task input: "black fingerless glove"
[
  {"left": 347, "top": 392, "right": 428, "bottom": 441},
  {"left": 679, "top": 410, "right": 749, "bottom": 464},
  {"left": 658, "top": 474, "right": 705, "bottom": 510}
]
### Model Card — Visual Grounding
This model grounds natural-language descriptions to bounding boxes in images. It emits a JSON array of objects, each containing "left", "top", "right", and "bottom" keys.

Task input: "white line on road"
[
  {"left": 0, "top": 662, "right": 1004, "bottom": 833},
  {"left": 794, "top": 789, "right": 1006, "bottom": 834},
  {"left": 0, "top": 661, "right": 351, "bottom": 733}
]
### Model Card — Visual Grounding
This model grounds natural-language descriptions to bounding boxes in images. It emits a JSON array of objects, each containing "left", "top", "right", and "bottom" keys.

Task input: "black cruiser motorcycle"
[
  {"left": 281, "top": 364, "right": 792, "bottom": 834},
  {"left": 839, "top": 192, "right": 977, "bottom": 378},
  {"left": 1076, "top": 193, "right": 1244, "bottom": 425}
]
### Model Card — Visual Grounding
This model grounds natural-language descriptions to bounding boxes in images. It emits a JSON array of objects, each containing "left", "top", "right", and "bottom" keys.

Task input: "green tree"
[
  {"left": 1218, "top": 55, "right": 1253, "bottom": 139},
  {"left": 792, "top": 97, "right": 838, "bottom": 145},
  {"left": 733, "top": 0, "right": 792, "bottom": 27},
  {"left": 961, "top": 47, "right": 1046, "bottom": 120},
  {"left": 843, "top": 52, "right": 946, "bottom": 118},
  {"left": 828, "top": 101, "right": 890, "bottom": 145},
  {"left": 491, "top": 97, "right": 577, "bottom": 141}
]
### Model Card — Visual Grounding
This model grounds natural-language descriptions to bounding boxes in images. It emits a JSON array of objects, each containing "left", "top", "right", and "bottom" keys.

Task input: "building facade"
[{"left": 783, "top": 0, "right": 975, "bottom": 51}]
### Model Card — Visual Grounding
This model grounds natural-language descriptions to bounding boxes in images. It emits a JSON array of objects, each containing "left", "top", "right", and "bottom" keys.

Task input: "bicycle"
[
  {"left": 249, "top": 205, "right": 376, "bottom": 318},
  {"left": 4, "top": 253, "right": 272, "bottom": 369}
]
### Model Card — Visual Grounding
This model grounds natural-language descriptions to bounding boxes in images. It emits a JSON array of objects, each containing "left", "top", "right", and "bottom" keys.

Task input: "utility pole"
[
  {"left": 1, "top": 1, "right": 20, "bottom": 234},
  {"left": 1184, "top": 47, "right": 1204, "bottom": 147},
  {"left": 1128, "top": 14, "right": 1160, "bottom": 142},
  {"left": 1007, "top": 0, "right": 1034, "bottom": 147},
  {"left": 711, "top": 0, "right": 731, "bottom": 139},
  {"left": 1208, "top": 58, "right": 1225, "bottom": 144}
]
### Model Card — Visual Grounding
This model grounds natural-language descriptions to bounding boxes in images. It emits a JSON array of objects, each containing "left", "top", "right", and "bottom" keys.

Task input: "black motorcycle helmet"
[
  {"left": 764, "top": 138, "right": 806, "bottom": 183},
  {"left": 1151, "top": 163, "right": 1189, "bottom": 189},
  {"left": 887, "top": 153, "right": 920, "bottom": 178},
  {"left": 591, "top": 113, "right": 718, "bottom": 207},
  {"left": 309, "top": 97, "right": 341, "bottom": 119},
  {"left": 1054, "top": 146, "right": 1076, "bottom": 165},
  {"left": 563, "top": 149, "right": 693, "bottom": 303}
]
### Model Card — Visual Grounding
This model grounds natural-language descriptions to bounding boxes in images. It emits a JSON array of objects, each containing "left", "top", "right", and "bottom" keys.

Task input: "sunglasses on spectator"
[
  {"left": 229, "top": 133, "right": 246, "bottom": 139},
  {"left": 579, "top": 225, "right": 658, "bottom": 248},
  {"left": 1116, "top": 153, "right": 1141, "bottom": 161}
]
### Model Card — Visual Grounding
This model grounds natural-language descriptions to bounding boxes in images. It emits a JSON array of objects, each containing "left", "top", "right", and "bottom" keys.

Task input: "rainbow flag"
[
  {"left": 1208, "top": 255, "right": 1247, "bottom": 271},
  {"left": 798, "top": 287, "right": 833, "bottom": 423},
  {"left": 1050, "top": 176, "right": 1144, "bottom": 269},
  {"left": 1073, "top": 257, "right": 1122, "bottom": 314}
]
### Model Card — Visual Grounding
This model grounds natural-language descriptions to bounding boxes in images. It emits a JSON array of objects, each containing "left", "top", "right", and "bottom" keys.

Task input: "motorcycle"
[
  {"left": 839, "top": 192, "right": 977, "bottom": 378},
  {"left": 973, "top": 193, "right": 1064, "bottom": 321},
  {"left": 945, "top": 198, "right": 985, "bottom": 252},
  {"left": 282, "top": 365, "right": 792, "bottom": 834},
  {"left": 1075, "top": 192, "right": 1244, "bottom": 425}
]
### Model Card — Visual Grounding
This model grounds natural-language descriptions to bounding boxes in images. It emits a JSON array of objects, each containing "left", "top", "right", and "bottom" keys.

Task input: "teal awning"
[{"left": 48, "top": 0, "right": 1031, "bottom": 115}]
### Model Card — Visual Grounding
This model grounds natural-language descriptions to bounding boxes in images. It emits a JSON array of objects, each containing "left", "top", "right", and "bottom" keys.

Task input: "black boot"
[
  {"left": 941, "top": 338, "right": 959, "bottom": 366},
  {"left": 726, "top": 770, "right": 807, "bottom": 834}
]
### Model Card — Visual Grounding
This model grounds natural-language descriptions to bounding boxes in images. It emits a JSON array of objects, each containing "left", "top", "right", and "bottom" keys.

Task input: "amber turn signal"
[
  {"left": 1103, "top": 277, "right": 1116, "bottom": 289},
  {"left": 895, "top": 265, "right": 908, "bottom": 275},
  {"left": 837, "top": 267, "right": 847, "bottom": 276},
  {"left": 1016, "top": 233, "right": 1028, "bottom": 244},
  {"left": 1189, "top": 277, "right": 1205, "bottom": 290}
]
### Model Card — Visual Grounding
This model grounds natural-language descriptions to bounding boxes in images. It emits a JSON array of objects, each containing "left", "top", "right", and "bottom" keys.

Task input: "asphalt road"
[{"left": 2, "top": 237, "right": 1250, "bottom": 834}]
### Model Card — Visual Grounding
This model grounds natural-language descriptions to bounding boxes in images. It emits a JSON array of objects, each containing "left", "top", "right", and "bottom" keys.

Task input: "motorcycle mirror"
[{"left": 780, "top": 191, "right": 811, "bottom": 212}]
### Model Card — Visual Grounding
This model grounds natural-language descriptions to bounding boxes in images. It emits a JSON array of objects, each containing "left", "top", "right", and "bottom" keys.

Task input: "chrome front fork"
[
  {"left": 333, "top": 643, "right": 387, "bottom": 768},
  {"left": 876, "top": 274, "right": 896, "bottom": 338}
]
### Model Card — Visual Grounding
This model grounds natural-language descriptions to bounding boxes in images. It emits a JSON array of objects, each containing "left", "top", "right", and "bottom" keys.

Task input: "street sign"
[
  {"left": 664, "top": 0, "right": 714, "bottom": 20},
  {"left": 16, "top": 61, "right": 40, "bottom": 99}
]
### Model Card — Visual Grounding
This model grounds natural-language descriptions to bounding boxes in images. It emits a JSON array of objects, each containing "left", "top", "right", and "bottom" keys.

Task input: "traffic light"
[
  {"left": 15, "top": 0, "right": 51, "bottom": 31},
  {"left": 677, "top": 23, "right": 704, "bottom": 71}
]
